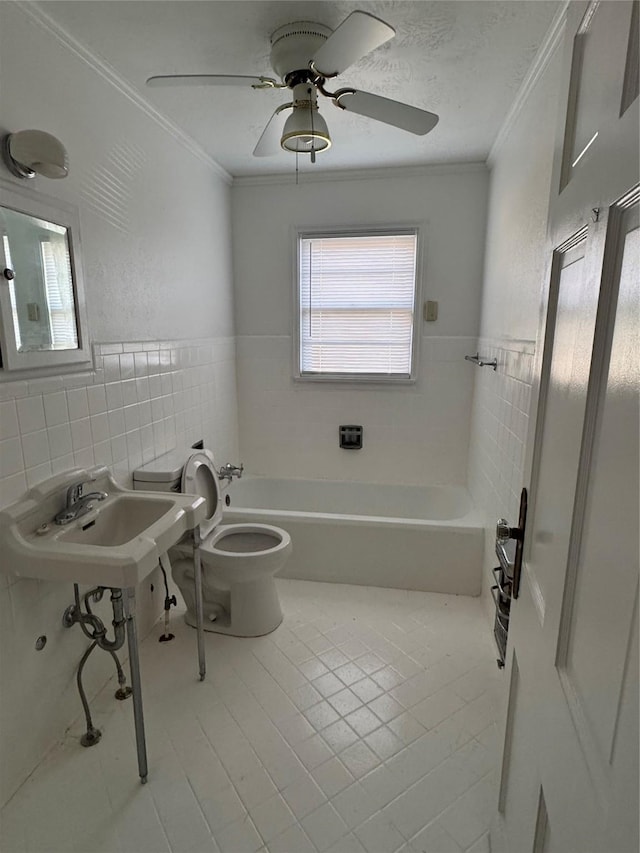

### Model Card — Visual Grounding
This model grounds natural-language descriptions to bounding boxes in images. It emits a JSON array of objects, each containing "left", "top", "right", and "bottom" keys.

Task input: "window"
[{"left": 296, "top": 228, "right": 420, "bottom": 381}]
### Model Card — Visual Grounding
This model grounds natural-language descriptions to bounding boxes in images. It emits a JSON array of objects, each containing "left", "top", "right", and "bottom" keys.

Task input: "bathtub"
[{"left": 223, "top": 478, "right": 484, "bottom": 595}]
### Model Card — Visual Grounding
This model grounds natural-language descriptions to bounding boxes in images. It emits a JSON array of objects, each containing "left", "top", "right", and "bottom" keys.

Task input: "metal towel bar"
[{"left": 465, "top": 352, "right": 497, "bottom": 370}]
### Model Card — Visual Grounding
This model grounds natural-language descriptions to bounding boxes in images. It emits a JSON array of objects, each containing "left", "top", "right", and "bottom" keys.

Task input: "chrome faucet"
[
  {"left": 217, "top": 462, "right": 244, "bottom": 482},
  {"left": 54, "top": 479, "right": 108, "bottom": 525}
]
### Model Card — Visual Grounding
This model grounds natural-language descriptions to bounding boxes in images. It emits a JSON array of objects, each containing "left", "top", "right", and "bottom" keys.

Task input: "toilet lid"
[{"left": 181, "top": 450, "right": 222, "bottom": 538}]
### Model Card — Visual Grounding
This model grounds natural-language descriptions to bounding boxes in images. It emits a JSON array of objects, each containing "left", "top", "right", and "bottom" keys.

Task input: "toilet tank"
[{"left": 133, "top": 449, "right": 188, "bottom": 493}]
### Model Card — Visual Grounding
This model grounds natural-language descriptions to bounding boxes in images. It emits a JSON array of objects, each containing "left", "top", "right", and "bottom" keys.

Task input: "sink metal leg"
[
  {"left": 124, "top": 587, "right": 148, "bottom": 783},
  {"left": 192, "top": 528, "right": 206, "bottom": 681}
]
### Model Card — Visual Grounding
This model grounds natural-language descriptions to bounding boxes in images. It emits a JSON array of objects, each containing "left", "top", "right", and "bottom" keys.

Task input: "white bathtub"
[{"left": 224, "top": 478, "right": 483, "bottom": 595}]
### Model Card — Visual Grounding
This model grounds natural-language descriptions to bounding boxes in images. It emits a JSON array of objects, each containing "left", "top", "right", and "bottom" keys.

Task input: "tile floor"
[{"left": 1, "top": 580, "right": 503, "bottom": 853}]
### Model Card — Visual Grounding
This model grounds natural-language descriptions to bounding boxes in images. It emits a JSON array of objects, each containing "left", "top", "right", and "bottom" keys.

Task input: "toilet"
[{"left": 133, "top": 449, "right": 291, "bottom": 637}]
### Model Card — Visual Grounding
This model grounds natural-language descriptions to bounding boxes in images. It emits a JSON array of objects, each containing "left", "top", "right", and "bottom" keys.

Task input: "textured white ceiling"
[{"left": 43, "top": 1, "right": 560, "bottom": 177}]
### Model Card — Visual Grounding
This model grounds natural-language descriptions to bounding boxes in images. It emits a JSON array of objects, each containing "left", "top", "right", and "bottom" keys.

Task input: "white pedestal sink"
[
  {"left": 0, "top": 465, "right": 205, "bottom": 588},
  {"left": 0, "top": 465, "right": 207, "bottom": 784}
]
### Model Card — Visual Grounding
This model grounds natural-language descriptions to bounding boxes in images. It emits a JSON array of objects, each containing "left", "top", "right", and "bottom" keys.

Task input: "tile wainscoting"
[
  {"left": 0, "top": 336, "right": 238, "bottom": 506},
  {"left": 236, "top": 336, "right": 479, "bottom": 487},
  {"left": 466, "top": 338, "right": 535, "bottom": 620}
]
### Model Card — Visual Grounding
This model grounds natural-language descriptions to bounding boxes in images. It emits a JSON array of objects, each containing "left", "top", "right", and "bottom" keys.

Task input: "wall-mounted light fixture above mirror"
[
  {"left": 0, "top": 180, "right": 90, "bottom": 373},
  {"left": 2, "top": 130, "right": 69, "bottom": 180}
]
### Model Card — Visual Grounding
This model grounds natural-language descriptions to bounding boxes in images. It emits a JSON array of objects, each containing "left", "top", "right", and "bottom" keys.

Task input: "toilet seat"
[
  {"left": 181, "top": 450, "right": 223, "bottom": 538},
  {"left": 200, "top": 522, "right": 292, "bottom": 581},
  {"left": 203, "top": 522, "right": 290, "bottom": 556}
]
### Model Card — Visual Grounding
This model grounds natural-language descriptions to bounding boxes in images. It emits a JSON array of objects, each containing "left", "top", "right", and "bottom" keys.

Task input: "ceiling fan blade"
[
  {"left": 253, "top": 104, "right": 293, "bottom": 157},
  {"left": 146, "top": 74, "right": 278, "bottom": 88},
  {"left": 311, "top": 11, "right": 395, "bottom": 78},
  {"left": 335, "top": 89, "right": 439, "bottom": 135}
]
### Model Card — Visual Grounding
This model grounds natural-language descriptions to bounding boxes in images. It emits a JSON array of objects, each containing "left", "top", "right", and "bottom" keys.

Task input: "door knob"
[
  {"left": 495, "top": 489, "right": 528, "bottom": 599},
  {"left": 496, "top": 518, "right": 523, "bottom": 541}
]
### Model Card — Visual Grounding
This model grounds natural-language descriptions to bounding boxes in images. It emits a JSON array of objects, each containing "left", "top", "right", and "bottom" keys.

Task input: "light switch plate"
[{"left": 424, "top": 300, "right": 438, "bottom": 322}]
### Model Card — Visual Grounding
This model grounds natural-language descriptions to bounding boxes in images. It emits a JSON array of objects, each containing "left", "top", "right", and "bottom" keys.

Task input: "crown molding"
[
  {"left": 488, "top": 0, "right": 571, "bottom": 167},
  {"left": 14, "top": 0, "right": 568, "bottom": 187},
  {"left": 232, "top": 161, "right": 488, "bottom": 187},
  {"left": 16, "top": 1, "right": 232, "bottom": 185}
]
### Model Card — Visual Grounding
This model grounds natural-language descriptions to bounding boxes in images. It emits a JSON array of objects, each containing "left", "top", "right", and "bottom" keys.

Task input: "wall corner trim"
[
  {"left": 487, "top": 1, "right": 570, "bottom": 168},
  {"left": 17, "top": 1, "right": 233, "bottom": 185}
]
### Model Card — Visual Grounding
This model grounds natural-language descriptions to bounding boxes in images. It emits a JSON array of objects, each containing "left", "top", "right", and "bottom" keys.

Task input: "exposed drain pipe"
[{"left": 63, "top": 585, "right": 131, "bottom": 747}]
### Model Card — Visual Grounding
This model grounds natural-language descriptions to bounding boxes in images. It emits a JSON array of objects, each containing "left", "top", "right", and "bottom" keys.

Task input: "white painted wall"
[
  {"left": 467, "top": 42, "right": 564, "bottom": 621},
  {"left": 232, "top": 167, "right": 488, "bottom": 486},
  {"left": 1, "top": 4, "right": 234, "bottom": 342},
  {"left": 0, "top": 4, "right": 238, "bottom": 806}
]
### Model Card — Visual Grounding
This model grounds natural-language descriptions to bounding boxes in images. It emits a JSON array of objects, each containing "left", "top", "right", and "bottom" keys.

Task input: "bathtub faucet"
[{"left": 218, "top": 462, "right": 244, "bottom": 482}]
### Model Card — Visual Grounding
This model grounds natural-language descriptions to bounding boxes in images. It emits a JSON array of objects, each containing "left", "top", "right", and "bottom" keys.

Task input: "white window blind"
[
  {"left": 298, "top": 230, "right": 418, "bottom": 378},
  {"left": 40, "top": 239, "right": 78, "bottom": 350}
]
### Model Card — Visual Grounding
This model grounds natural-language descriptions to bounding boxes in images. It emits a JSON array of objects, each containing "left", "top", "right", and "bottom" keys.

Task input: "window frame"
[{"left": 292, "top": 224, "right": 424, "bottom": 385}]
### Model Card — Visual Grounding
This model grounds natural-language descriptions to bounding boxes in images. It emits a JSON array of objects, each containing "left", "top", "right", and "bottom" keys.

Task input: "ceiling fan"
[{"left": 146, "top": 10, "right": 439, "bottom": 162}]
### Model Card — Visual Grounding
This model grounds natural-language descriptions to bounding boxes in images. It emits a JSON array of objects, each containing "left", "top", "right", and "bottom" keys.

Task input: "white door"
[{"left": 493, "top": 2, "right": 639, "bottom": 851}]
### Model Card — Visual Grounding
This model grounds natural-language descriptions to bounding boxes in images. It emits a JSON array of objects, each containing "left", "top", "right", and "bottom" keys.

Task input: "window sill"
[{"left": 293, "top": 372, "right": 417, "bottom": 387}]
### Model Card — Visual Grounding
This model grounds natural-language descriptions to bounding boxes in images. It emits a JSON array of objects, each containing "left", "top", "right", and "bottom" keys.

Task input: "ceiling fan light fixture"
[
  {"left": 281, "top": 103, "right": 331, "bottom": 154},
  {"left": 146, "top": 11, "right": 440, "bottom": 161}
]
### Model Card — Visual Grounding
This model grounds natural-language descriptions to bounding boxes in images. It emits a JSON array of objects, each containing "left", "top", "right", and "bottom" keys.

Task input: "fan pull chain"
[
  {"left": 308, "top": 242, "right": 312, "bottom": 337},
  {"left": 309, "top": 87, "right": 317, "bottom": 165}
]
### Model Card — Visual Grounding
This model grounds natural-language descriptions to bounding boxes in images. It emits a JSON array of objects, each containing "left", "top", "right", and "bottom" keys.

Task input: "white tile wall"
[
  {"left": 0, "top": 336, "right": 239, "bottom": 808},
  {"left": 466, "top": 338, "right": 534, "bottom": 618},
  {"left": 236, "top": 336, "right": 478, "bottom": 487},
  {"left": 0, "top": 337, "right": 238, "bottom": 506}
]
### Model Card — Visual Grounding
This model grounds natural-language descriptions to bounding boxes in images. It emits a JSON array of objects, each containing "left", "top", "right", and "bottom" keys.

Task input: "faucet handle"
[
  {"left": 217, "top": 462, "right": 244, "bottom": 480},
  {"left": 67, "top": 477, "right": 95, "bottom": 504}
]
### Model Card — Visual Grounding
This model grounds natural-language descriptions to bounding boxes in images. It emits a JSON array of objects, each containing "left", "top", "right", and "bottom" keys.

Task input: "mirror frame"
[{"left": 0, "top": 179, "right": 91, "bottom": 372}]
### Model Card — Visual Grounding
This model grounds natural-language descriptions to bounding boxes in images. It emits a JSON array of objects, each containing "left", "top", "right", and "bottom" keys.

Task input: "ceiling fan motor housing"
[{"left": 270, "top": 21, "right": 332, "bottom": 85}]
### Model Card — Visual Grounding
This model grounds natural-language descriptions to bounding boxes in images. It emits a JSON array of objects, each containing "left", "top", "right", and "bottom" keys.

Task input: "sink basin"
[
  {"left": 0, "top": 465, "right": 206, "bottom": 588},
  {"left": 59, "top": 496, "right": 176, "bottom": 547}
]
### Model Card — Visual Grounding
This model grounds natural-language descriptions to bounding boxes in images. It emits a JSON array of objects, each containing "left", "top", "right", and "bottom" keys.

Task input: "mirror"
[
  {"left": 0, "top": 181, "right": 90, "bottom": 372},
  {"left": 1, "top": 207, "right": 78, "bottom": 352}
]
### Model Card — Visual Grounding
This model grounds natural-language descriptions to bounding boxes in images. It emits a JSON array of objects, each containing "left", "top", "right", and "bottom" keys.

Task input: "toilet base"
[
  {"left": 182, "top": 575, "right": 284, "bottom": 637},
  {"left": 183, "top": 609, "right": 283, "bottom": 637}
]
